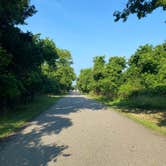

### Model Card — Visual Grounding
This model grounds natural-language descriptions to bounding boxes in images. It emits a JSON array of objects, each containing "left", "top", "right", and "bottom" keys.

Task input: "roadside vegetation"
[
  {"left": 0, "top": 95, "right": 61, "bottom": 139},
  {"left": 77, "top": 43, "right": 166, "bottom": 134},
  {"left": 0, "top": 1, "right": 75, "bottom": 112},
  {"left": 0, "top": 1, "right": 75, "bottom": 138}
]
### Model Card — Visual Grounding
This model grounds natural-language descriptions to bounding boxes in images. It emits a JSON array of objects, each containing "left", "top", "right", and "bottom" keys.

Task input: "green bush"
[
  {"left": 118, "top": 80, "right": 143, "bottom": 98},
  {"left": 129, "top": 84, "right": 166, "bottom": 97}
]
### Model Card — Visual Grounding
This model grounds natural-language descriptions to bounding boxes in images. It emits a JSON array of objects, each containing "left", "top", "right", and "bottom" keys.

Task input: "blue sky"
[{"left": 21, "top": 0, "right": 166, "bottom": 75}]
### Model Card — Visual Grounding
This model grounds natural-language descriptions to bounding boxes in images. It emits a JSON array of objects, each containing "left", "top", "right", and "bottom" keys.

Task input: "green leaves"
[
  {"left": 114, "top": 0, "right": 166, "bottom": 22},
  {"left": 0, "top": 1, "right": 76, "bottom": 110},
  {"left": 41, "top": 48, "right": 76, "bottom": 94},
  {"left": 77, "top": 68, "right": 93, "bottom": 93},
  {"left": 77, "top": 56, "right": 126, "bottom": 98},
  {"left": 0, "top": 0, "right": 37, "bottom": 28},
  {"left": 40, "top": 38, "right": 59, "bottom": 67},
  {"left": 77, "top": 42, "right": 166, "bottom": 100},
  {"left": 0, "top": 73, "right": 20, "bottom": 98}
]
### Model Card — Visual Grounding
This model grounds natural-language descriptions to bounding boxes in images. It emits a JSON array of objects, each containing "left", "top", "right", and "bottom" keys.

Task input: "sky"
[{"left": 20, "top": 0, "right": 166, "bottom": 75}]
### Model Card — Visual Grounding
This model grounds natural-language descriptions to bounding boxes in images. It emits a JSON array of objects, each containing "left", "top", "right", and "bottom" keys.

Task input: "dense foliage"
[
  {"left": 114, "top": 0, "right": 166, "bottom": 21},
  {"left": 0, "top": 1, "right": 76, "bottom": 111},
  {"left": 77, "top": 43, "right": 166, "bottom": 100}
]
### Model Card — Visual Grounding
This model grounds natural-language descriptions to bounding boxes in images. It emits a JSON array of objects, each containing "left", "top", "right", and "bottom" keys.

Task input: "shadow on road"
[
  {"left": 53, "top": 95, "right": 105, "bottom": 115},
  {"left": 0, "top": 115, "right": 72, "bottom": 166},
  {"left": 0, "top": 95, "right": 105, "bottom": 166},
  {"left": 111, "top": 100, "right": 166, "bottom": 127}
]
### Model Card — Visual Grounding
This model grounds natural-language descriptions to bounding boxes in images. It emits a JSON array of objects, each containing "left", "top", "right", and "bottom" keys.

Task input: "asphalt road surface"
[{"left": 0, "top": 95, "right": 166, "bottom": 166}]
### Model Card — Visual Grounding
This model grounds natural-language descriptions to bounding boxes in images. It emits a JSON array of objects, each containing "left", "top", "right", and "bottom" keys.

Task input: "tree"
[
  {"left": 129, "top": 44, "right": 158, "bottom": 74},
  {"left": 114, "top": 0, "right": 166, "bottom": 22},
  {"left": 91, "top": 56, "right": 105, "bottom": 95},
  {"left": 77, "top": 42, "right": 166, "bottom": 99},
  {"left": 0, "top": 47, "right": 20, "bottom": 109},
  {"left": 92, "top": 56, "right": 105, "bottom": 81},
  {"left": 118, "top": 42, "right": 166, "bottom": 98},
  {"left": 53, "top": 48, "right": 76, "bottom": 93},
  {"left": 0, "top": 0, "right": 38, "bottom": 109},
  {"left": 0, "top": 0, "right": 76, "bottom": 111},
  {"left": 77, "top": 56, "right": 126, "bottom": 98},
  {"left": 0, "top": 0, "right": 36, "bottom": 28},
  {"left": 104, "top": 56, "right": 126, "bottom": 97},
  {"left": 39, "top": 38, "right": 59, "bottom": 67},
  {"left": 42, "top": 48, "right": 76, "bottom": 94},
  {"left": 77, "top": 68, "right": 93, "bottom": 93}
]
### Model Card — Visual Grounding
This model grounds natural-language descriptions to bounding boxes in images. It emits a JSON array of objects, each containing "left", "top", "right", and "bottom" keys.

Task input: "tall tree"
[
  {"left": 0, "top": 0, "right": 76, "bottom": 111},
  {"left": 42, "top": 48, "right": 76, "bottom": 94},
  {"left": 92, "top": 56, "right": 105, "bottom": 95},
  {"left": 77, "top": 68, "right": 93, "bottom": 93},
  {"left": 0, "top": 0, "right": 36, "bottom": 29}
]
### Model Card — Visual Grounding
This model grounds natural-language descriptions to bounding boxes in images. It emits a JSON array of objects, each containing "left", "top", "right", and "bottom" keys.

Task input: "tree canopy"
[
  {"left": 0, "top": 0, "right": 76, "bottom": 111},
  {"left": 77, "top": 42, "right": 166, "bottom": 99},
  {"left": 114, "top": 0, "right": 166, "bottom": 21}
]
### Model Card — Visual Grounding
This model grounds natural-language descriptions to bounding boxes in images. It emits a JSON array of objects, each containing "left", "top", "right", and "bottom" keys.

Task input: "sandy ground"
[{"left": 0, "top": 95, "right": 166, "bottom": 166}]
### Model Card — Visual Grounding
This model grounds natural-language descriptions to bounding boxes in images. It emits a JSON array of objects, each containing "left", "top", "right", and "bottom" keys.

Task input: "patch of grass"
[
  {"left": 88, "top": 94, "right": 110, "bottom": 104},
  {"left": 115, "top": 110, "right": 166, "bottom": 135},
  {"left": 0, "top": 95, "right": 61, "bottom": 139},
  {"left": 110, "top": 95, "right": 166, "bottom": 110},
  {"left": 90, "top": 94, "right": 166, "bottom": 135}
]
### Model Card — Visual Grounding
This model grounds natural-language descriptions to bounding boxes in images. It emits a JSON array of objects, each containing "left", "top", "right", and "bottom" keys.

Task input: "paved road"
[{"left": 0, "top": 95, "right": 166, "bottom": 166}]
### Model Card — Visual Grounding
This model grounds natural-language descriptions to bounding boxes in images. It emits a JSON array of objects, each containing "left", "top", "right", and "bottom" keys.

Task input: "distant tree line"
[
  {"left": 0, "top": 1, "right": 76, "bottom": 110},
  {"left": 77, "top": 43, "right": 166, "bottom": 99}
]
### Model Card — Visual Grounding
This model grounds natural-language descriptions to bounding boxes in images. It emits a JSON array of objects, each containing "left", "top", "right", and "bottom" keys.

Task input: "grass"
[
  {"left": 110, "top": 95, "right": 166, "bottom": 110},
  {"left": 119, "top": 111, "right": 166, "bottom": 135},
  {"left": 0, "top": 95, "right": 61, "bottom": 139},
  {"left": 90, "top": 94, "right": 166, "bottom": 135}
]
